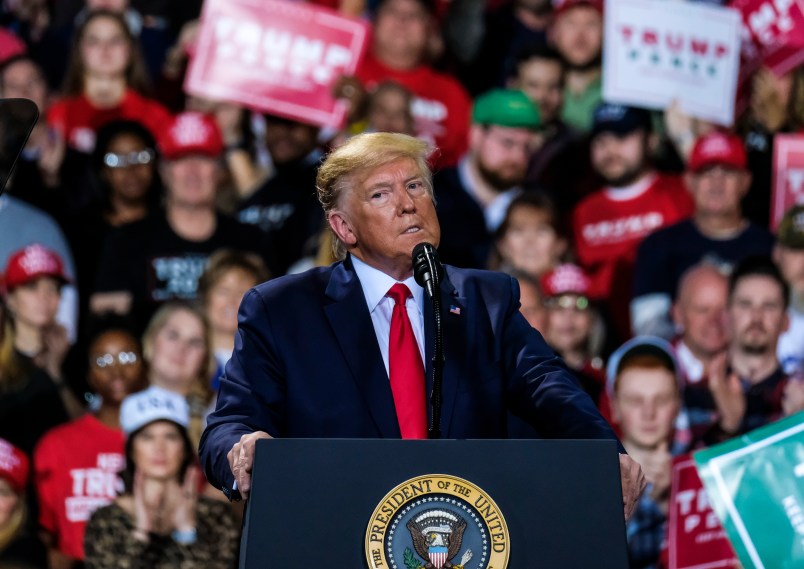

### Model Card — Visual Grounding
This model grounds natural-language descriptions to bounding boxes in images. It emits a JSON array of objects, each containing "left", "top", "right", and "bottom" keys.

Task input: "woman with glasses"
[
  {"left": 33, "top": 328, "right": 145, "bottom": 569},
  {"left": 67, "top": 119, "right": 162, "bottom": 326}
]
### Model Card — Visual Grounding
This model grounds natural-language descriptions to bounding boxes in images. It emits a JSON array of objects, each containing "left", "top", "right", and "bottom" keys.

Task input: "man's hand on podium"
[
  {"left": 228, "top": 431, "right": 273, "bottom": 499},
  {"left": 619, "top": 454, "right": 647, "bottom": 521}
]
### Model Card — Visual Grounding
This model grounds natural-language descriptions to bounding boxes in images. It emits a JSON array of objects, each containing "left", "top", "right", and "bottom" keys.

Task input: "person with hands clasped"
[{"left": 84, "top": 386, "right": 238, "bottom": 569}]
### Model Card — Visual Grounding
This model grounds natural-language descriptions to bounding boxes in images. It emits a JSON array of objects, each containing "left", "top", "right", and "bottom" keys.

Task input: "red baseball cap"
[
  {"left": 2, "top": 244, "right": 70, "bottom": 292},
  {"left": 553, "top": 0, "right": 603, "bottom": 16},
  {"left": 540, "top": 264, "right": 591, "bottom": 297},
  {"left": 0, "top": 29, "right": 26, "bottom": 65},
  {"left": 158, "top": 112, "right": 223, "bottom": 161},
  {"left": 688, "top": 132, "right": 746, "bottom": 173},
  {"left": 0, "top": 438, "right": 29, "bottom": 494}
]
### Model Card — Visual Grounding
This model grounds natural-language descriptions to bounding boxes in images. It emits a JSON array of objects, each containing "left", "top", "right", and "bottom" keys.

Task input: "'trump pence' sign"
[
  {"left": 185, "top": 0, "right": 369, "bottom": 127},
  {"left": 603, "top": 0, "right": 741, "bottom": 126}
]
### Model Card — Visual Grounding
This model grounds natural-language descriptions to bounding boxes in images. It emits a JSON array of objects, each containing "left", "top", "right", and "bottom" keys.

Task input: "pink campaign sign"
[
  {"left": 185, "top": 0, "right": 370, "bottom": 128},
  {"left": 771, "top": 135, "right": 804, "bottom": 230},
  {"left": 667, "top": 457, "right": 738, "bottom": 569}
]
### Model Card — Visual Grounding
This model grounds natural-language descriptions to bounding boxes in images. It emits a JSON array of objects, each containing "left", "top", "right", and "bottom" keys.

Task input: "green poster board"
[{"left": 694, "top": 412, "right": 804, "bottom": 569}]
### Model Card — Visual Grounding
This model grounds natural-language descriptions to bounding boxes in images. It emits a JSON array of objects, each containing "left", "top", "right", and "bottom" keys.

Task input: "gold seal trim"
[{"left": 365, "top": 474, "right": 510, "bottom": 569}]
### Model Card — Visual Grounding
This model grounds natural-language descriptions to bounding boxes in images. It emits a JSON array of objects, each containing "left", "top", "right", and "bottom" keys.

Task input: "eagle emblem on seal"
[{"left": 405, "top": 509, "right": 474, "bottom": 569}]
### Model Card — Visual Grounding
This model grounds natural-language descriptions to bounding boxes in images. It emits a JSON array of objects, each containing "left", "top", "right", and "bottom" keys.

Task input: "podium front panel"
[{"left": 241, "top": 438, "right": 628, "bottom": 568}]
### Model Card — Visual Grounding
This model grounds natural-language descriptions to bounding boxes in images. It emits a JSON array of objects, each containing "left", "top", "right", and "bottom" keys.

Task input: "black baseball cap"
[{"left": 591, "top": 103, "right": 652, "bottom": 139}]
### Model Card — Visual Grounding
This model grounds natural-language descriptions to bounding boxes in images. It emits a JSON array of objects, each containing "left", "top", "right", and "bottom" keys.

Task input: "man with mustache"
[
  {"left": 572, "top": 103, "right": 693, "bottom": 343},
  {"left": 688, "top": 256, "right": 804, "bottom": 447}
]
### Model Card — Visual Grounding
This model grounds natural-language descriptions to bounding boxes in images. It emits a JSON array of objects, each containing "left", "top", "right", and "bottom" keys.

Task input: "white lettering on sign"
[
  {"left": 783, "top": 495, "right": 804, "bottom": 536},
  {"left": 795, "top": 462, "right": 804, "bottom": 477},
  {"left": 581, "top": 212, "right": 664, "bottom": 245},
  {"left": 747, "top": 0, "right": 795, "bottom": 45},
  {"left": 787, "top": 169, "right": 804, "bottom": 195},
  {"left": 213, "top": 17, "right": 353, "bottom": 84},
  {"left": 676, "top": 488, "right": 720, "bottom": 534}
]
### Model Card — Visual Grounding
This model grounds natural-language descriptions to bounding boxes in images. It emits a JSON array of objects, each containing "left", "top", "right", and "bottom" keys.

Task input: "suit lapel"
[
  {"left": 423, "top": 271, "right": 465, "bottom": 438},
  {"left": 324, "top": 258, "right": 401, "bottom": 437}
]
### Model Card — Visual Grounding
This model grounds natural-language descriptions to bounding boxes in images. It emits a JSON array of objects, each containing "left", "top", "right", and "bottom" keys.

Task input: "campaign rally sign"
[
  {"left": 731, "top": 0, "right": 804, "bottom": 74},
  {"left": 771, "top": 135, "right": 804, "bottom": 230},
  {"left": 695, "top": 412, "right": 804, "bottom": 569},
  {"left": 667, "top": 456, "right": 738, "bottom": 569},
  {"left": 602, "top": 0, "right": 741, "bottom": 126},
  {"left": 185, "top": 0, "right": 370, "bottom": 128}
]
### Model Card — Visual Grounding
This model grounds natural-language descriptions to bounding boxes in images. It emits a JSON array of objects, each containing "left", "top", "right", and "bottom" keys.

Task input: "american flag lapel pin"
[{"left": 449, "top": 305, "right": 461, "bottom": 316}]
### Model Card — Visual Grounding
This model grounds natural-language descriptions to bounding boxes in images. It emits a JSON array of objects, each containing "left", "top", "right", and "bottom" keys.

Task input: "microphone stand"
[{"left": 425, "top": 254, "right": 445, "bottom": 440}]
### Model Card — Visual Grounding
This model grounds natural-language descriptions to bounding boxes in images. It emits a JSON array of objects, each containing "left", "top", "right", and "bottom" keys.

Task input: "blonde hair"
[
  {"left": 316, "top": 132, "right": 434, "bottom": 259},
  {"left": 141, "top": 302, "right": 213, "bottom": 448}
]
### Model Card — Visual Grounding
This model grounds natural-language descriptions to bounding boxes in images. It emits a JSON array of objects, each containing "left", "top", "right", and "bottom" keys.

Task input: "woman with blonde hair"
[{"left": 141, "top": 302, "right": 212, "bottom": 449}]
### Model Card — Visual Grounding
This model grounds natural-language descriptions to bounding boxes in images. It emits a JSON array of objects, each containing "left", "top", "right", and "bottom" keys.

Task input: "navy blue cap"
[{"left": 591, "top": 103, "right": 652, "bottom": 139}]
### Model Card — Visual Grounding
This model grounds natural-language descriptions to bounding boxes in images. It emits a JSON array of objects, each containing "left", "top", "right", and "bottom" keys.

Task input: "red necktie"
[{"left": 387, "top": 283, "right": 427, "bottom": 439}]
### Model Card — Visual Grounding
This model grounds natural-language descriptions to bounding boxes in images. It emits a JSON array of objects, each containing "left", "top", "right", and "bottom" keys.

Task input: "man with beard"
[
  {"left": 549, "top": 0, "right": 603, "bottom": 132},
  {"left": 236, "top": 114, "right": 323, "bottom": 276},
  {"left": 572, "top": 103, "right": 693, "bottom": 342},
  {"left": 434, "top": 89, "right": 541, "bottom": 269},
  {"left": 688, "top": 256, "right": 804, "bottom": 447}
]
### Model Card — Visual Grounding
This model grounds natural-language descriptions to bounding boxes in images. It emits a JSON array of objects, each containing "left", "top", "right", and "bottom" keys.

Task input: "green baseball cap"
[
  {"left": 472, "top": 89, "right": 541, "bottom": 130},
  {"left": 778, "top": 204, "right": 804, "bottom": 249}
]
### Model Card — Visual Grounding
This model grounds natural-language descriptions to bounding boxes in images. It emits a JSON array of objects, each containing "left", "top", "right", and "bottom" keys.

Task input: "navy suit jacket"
[{"left": 199, "top": 256, "right": 621, "bottom": 494}]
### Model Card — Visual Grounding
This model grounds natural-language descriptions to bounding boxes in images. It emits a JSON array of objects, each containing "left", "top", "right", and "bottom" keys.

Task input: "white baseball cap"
[{"left": 120, "top": 386, "right": 190, "bottom": 435}]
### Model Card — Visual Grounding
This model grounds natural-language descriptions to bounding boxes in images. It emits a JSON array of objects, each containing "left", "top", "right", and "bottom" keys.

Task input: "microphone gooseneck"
[{"left": 412, "top": 242, "right": 445, "bottom": 439}]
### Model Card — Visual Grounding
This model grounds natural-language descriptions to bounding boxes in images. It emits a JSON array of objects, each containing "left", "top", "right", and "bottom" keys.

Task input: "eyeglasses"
[
  {"left": 544, "top": 295, "right": 590, "bottom": 311},
  {"left": 93, "top": 351, "right": 139, "bottom": 369},
  {"left": 103, "top": 149, "right": 155, "bottom": 168}
]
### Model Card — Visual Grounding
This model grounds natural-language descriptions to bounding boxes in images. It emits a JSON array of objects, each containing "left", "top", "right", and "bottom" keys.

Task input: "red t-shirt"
[
  {"left": 573, "top": 174, "right": 693, "bottom": 337},
  {"left": 357, "top": 53, "right": 471, "bottom": 168},
  {"left": 47, "top": 89, "right": 172, "bottom": 153},
  {"left": 34, "top": 414, "right": 125, "bottom": 560}
]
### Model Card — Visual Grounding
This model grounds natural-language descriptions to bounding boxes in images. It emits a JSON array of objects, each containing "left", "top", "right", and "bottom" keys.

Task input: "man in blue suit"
[{"left": 199, "top": 132, "right": 645, "bottom": 516}]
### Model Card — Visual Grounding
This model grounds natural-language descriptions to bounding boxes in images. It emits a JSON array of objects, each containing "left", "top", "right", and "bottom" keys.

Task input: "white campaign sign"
[{"left": 603, "top": 0, "right": 742, "bottom": 126}]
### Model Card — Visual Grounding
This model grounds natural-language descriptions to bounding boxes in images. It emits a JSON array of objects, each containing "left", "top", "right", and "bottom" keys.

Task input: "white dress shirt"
[{"left": 351, "top": 255, "right": 426, "bottom": 377}]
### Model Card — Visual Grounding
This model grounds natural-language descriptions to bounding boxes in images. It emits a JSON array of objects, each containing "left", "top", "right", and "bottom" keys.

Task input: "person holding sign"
[{"left": 200, "top": 132, "right": 647, "bottom": 519}]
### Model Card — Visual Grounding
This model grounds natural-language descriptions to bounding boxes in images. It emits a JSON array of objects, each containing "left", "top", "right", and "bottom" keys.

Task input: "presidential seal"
[{"left": 365, "top": 474, "right": 509, "bottom": 569}]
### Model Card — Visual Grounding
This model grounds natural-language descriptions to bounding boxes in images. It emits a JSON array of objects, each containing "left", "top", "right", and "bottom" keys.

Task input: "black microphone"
[{"left": 412, "top": 242, "right": 443, "bottom": 298}]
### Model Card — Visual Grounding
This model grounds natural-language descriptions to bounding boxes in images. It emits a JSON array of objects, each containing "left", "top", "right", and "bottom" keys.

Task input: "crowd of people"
[{"left": 0, "top": 0, "right": 803, "bottom": 567}]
